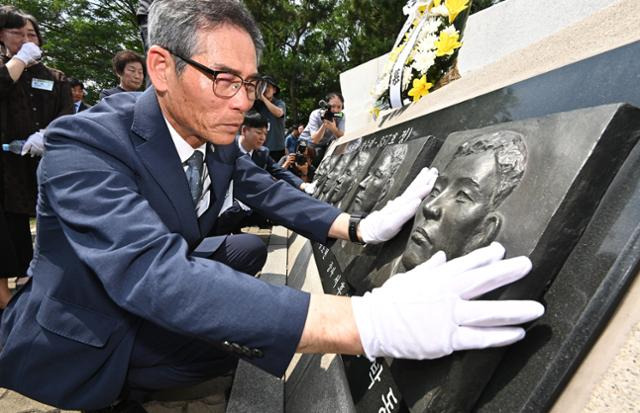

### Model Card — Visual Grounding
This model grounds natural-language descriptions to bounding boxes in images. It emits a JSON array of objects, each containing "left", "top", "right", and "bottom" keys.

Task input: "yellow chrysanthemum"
[
  {"left": 407, "top": 75, "right": 433, "bottom": 102},
  {"left": 435, "top": 30, "right": 462, "bottom": 56},
  {"left": 445, "top": 0, "right": 469, "bottom": 24}
]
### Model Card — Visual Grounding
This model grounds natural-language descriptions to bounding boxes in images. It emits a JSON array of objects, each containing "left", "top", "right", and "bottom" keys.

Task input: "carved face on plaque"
[
  {"left": 401, "top": 131, "right": 527, "bottom": 271},
  {"left": 320, "top": 153, "right": 354, "bottom": 200},
  {"left": 351, "top": 144, "right": 408, "bottom": 214},
  {"left": 329, "top": 150, "right": 372, "bottom": 204}
]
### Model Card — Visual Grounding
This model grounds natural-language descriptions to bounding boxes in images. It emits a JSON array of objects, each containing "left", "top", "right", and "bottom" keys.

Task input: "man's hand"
[
  {"left": 283, "top": 154, "right": 295, "bottom": 168},
  {"left": 351, "top": 242, "right": 544, "bottom": 360},
  {"left": 323, "top": 118, "right": 338, "bottom": 134},
  {"left": 21, "top": 130, "right": 45, "bottom": 157},
  {"left": 14, "top": 42, "right": 42, "bottom": 66},
  {"left": 359, "top": 167, "right": 438, "bottom": 244}
]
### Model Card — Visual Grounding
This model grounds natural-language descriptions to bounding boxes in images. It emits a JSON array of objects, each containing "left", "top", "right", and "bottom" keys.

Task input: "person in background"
[
  {"left": 214, "top": 111, "right": 314, "bottom": 235},
  {"left": 284, "top": 123, "right": 305, "bottom": 155},
  {"left": 99, "top": 49, "right": 145, "bottom": 99},
  {"left": 0, "top": 6, "right": 73, "bottom": 308},
  {"left": 281, "top": 139, "right": 316, "bottom": 183},
  {"left": 299, "top": 92, "right": 345, "bottom": 166},
  {"left": 0, "top": 2, "right": 543, "bottom": 411},
  {"left": 252, "top": 74, "right": 286, "bottom": 161},
  {"left": 137, "top": 0, "right": 153, "bottom": 53},
  {"left": 68, "top": 78, "right": 90, "bottom": 113}
]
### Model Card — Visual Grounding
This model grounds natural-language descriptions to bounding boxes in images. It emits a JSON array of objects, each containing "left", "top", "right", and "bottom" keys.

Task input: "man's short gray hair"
[
  {"left": 451, "top": 130, "right": 527, "bottom": 208},
  {"left": 148, "top": 0, "right": 264, "bottom": 74}
]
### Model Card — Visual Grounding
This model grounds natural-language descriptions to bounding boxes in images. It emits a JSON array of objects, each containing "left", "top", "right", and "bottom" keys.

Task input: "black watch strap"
[{"left": 348, "top": 214, "right": 366, "bottom": 244}]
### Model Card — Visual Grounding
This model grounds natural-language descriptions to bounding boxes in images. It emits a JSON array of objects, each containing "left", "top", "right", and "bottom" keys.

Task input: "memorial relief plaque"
[
  {"left": 476, "top": 141, "right": 640, "bottom": 412},
  {"left": 332, "top": 129, "right": 442, "bottom": 288},
  {"left": 297, "top": 42, "right": 640, "bottom": 413},
  {"left": 388, "top": 103, "right": 640, "bottom": 412},
  {"left": 313, "top": 140, "right": 357, "bottom": 199}
]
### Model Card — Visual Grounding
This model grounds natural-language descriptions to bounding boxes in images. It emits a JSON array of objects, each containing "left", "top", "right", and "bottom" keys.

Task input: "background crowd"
[{"left": 0, "top": 2, "right": 350, "bottom": 310}]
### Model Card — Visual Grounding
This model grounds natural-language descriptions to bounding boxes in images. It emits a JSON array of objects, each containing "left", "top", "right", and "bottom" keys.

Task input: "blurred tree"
[
  {"left": 3, "top": 0, "right": 502, "bottom": 116},
  {"left": 5, "top": 0, "right": 141, "bottom": 104}
]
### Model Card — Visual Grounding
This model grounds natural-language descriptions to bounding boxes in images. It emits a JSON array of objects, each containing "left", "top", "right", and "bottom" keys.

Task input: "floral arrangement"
[{"left": 371, "top": 0, "right": 472, "bottom": 118}]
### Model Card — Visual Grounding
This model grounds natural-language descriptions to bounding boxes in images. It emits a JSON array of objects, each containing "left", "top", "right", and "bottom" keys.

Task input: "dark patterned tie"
[{"left": 185, "top": 150, "right": 204, "bottom": 205}]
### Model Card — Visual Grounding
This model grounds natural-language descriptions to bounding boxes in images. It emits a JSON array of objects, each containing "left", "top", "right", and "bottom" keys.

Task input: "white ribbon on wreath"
[{"left": 388, "top": 1, "right": 433, "bottom": 108}]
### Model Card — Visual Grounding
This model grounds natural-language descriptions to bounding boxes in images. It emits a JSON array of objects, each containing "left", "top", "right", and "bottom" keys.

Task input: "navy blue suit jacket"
[
  {"left": 0, "top": 88, "right": 341, "bottom": 409},
  {"left": 250, "top": 146, "right": 303, "bottom": 188}
]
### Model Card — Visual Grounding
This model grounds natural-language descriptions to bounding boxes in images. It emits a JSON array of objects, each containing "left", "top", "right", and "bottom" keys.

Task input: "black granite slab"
[
  {"left": 343, "top": 356, "right": 409, "bottom": 413},
  {"left": 285, "top": 354, "right": 356, "bottom": 413},
  {"left": 476, "top": 138, "right": 640, "bottom": 412},
  {"left": 391, "top": 103, "right": 640, "bottom": 412},
  {"left": 295, "top": 42, "right": 640, "bottom": 413}
]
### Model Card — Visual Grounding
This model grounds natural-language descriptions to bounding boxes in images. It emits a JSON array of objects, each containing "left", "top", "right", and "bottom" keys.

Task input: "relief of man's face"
[
  {"left": 321, "top": 154, "right": 352, "bottom": 198},
  {"left": 330, "top": 151, "right": 371, "bottom": 204},
  {"left": 351, "top": 153, "right": 394, "bottom": 214},
  {"left": 401, "top": 151, "right": 501, "bottom": 271}
]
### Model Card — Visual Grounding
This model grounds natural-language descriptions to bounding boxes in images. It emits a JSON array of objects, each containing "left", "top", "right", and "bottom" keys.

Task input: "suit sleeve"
[
  {"left": 39, "top": 125, "right": 310, "bottom": 377},
  {"left": 234, "top": 155, "right": 341, "bottom": 242}
]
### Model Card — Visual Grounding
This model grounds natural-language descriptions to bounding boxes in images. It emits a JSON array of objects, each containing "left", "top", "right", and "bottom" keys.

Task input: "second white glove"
[
  {"left": 351, "top": 242, "right": 544, "bottom": 361},
  {"left": 21, "top": 130, "right": 45, "bottom": 157},
  {"left": 359, "top": 167, "right": 438, "bottom": 244},
  {"left": 303, "top": 181, "right": 317, "bottom": 195},
  {"left": 14, "top": 42, "right": 42, "bottom": 66}
]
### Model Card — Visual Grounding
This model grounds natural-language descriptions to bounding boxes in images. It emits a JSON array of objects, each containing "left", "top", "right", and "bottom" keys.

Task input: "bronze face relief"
[
  {"left": 401, "top": 131, "right": 528, "bottom": 271},
  {"left": 350, "top": 144, "right": 409, "bottom": 214}
]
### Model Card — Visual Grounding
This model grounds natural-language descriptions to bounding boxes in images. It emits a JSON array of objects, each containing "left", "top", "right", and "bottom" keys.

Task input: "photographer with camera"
[
  {"left": 299, "top": 92, "right": 345, "bottom": 167},
  {"left": 280, "top": 138, "right": 316, "bottom": 184},
  {"left": 253, "top": 74, "right": 286, "bottom": 161}
]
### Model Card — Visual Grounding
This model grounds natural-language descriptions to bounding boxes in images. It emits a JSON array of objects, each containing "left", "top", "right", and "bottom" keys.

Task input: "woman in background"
[
  {"left": 99, "top": 49, "right": 145, "bottom": 99},
  {"left": 0, "top": 6, "right": 73, "bottom": 308}
]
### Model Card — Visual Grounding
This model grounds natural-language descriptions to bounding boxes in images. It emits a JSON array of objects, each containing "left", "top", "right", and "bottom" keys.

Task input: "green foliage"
[
  {"left": 244, "top": 0, "right": 407, "bottom": 124},
  {"left": 5, "top": 0, "right": 141, "bottom": 104},
  {"left": 3, "top": 0, "right": 502, "bottom": 118}
]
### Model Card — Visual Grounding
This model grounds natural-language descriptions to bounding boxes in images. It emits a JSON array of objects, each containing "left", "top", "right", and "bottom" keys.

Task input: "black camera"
[
  {"left": 295, "top": 141, "right": 308, "bottom": 164},
  {"left": 318, "top": 99, "right": 343, "bottom": 122}
]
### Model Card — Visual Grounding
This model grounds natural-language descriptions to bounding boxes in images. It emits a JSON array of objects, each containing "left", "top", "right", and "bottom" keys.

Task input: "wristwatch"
[{"left": 349, "top": 214, "right": 366, "bottom": 244}]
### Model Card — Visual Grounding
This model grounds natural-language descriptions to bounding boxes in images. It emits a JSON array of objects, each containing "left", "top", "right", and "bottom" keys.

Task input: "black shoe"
[{"left": 82, "top": 400, "right": 147, "bottom": 413}]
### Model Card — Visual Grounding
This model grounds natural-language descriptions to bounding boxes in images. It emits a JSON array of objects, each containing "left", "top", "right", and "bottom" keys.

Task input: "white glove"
[
  {"left": 14, "top": 42, "right": 42, "bottom": 66},
  {"left": 359, "top": 167, "right": 438, "bottom": 244},
  {"left": 21, "top": 130, "right": 45, "bottom": 157},
  {"left": 351, "top": 242, "right": 544, "bottom": 361},
  {"left": 303, "top": 181, "right": 317, "bottom": 195}
]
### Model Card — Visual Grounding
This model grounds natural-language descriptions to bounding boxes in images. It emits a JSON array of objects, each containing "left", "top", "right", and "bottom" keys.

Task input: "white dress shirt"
[{"left": 163, "top": 117, "right": 211, "bottom": 217}]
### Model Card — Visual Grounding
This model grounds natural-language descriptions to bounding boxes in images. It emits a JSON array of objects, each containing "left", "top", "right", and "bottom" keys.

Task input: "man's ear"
[
  {"left": 146, "top": 45, "right": 173, "bottom": 93},
  {"left": 466, "top": 211, "right": 502, "bottom": 253}
]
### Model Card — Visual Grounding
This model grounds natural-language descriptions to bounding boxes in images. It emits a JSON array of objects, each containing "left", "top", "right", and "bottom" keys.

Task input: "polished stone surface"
[
  {"left": 309, "top": 42, "right": 640, "bottom": 413},
  {"left": 392, "top": 103, "right": 640, "bottom": 412},
  {"left": 476, "top": 139, "right": 640, "bottom": 412},
  {"left": 285, "top": 354, "right": 356, "bottom": 413}
]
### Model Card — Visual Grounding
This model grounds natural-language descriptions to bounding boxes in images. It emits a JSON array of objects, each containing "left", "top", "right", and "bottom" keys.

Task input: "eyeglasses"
[{"left": 168, "top": 49, "right": 259, "bottom": 101}]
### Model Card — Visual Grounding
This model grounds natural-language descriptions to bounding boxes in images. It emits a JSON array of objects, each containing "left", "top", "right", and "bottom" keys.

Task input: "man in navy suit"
[
  {"left": 240, "top": 110, "right": 310, "bottom": 191},
  {"left": 215, "top": 110, "right": 313, "bottom": 234},
  {"left": 0, "top": 1, "right": 544, "bottom": 411}
]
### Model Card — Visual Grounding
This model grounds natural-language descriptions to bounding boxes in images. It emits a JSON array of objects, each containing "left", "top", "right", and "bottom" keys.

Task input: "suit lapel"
[{"left": 130, "top": 88, "right": 200, "bottom": 243}]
